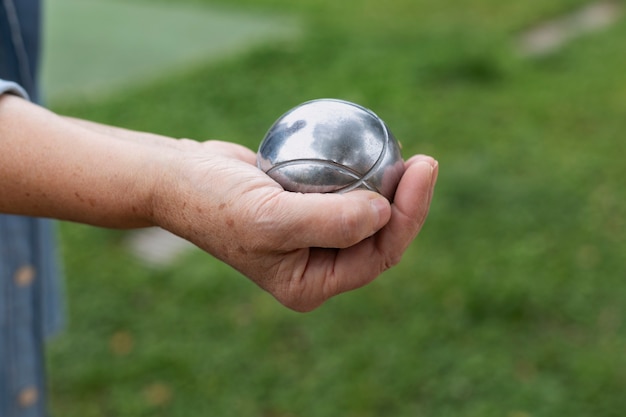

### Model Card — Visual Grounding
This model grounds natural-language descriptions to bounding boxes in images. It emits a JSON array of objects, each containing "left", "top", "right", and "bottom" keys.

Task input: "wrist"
[{"left": 143, "top": 146, "right": 195, "bottom": 232}]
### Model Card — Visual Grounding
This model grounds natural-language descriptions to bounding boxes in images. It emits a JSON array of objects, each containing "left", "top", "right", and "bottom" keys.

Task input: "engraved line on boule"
[
  {"left": 295, "top": 98, "right": 395, "bottom": 196},
  {"left": 265, "top": 158, "right": 363, "bottom": 180},
  {"left": 338, "top": 115, "right": 392, "bottom": 195},
  {"left": 264, "top": 158, "right": 379, "bottom": 193}
]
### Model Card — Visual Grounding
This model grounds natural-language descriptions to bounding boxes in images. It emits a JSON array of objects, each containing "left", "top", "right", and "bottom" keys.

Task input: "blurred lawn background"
[{"left": 44, "top": 0, "right": 626, "bottom": 416}]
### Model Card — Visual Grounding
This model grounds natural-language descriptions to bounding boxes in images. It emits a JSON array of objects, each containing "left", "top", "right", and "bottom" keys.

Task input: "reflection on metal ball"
[{"left": 257, "top": 99, "right": 405, "bottom": 201}]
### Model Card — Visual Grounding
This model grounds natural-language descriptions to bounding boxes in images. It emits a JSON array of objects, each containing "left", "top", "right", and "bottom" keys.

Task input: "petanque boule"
[{"left": 256, "top": 99, "right": 405, "bottom": 201}]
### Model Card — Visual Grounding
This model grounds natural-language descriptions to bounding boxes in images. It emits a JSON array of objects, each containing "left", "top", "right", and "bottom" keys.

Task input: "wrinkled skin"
[
  {"left": 154, "top": 140, "right": 438, "bottom": 312},
  {"left": 0, "top": 94, "right": 438, "bottom": 312}
]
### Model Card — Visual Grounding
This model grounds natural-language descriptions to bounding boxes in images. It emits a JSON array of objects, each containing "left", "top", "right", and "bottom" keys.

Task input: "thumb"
[{"left": 268, "top": 190, "right": 391, "bottom": 249}]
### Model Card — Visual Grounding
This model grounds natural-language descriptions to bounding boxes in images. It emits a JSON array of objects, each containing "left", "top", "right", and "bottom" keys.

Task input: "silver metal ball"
[{"left": 257, "top": 99, "right": 405, "bottom": 201}]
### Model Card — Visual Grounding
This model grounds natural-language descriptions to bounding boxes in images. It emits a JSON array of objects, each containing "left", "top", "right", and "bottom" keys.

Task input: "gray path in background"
[
  {"left": 517, "top": 1, "right": 621, "bottom": 57},
  {"left": 124, "top": 228, "right": 197, "bottom": 268},
  {"left": 42, "top": 0, "right": 300, "bottom": 101}
]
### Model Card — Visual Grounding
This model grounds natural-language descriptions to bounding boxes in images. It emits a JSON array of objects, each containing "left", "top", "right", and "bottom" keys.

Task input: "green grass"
[{"left": 47, "top": 0, "right": 626, "bottom": 416}]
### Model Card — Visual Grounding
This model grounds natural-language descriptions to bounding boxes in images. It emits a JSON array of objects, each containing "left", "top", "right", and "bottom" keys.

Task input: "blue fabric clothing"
[
  {"left": 0, "top": 0, "right": 41, "bottom": 102},
  {"left": 1, "top": 1, "right": 65, "bottom": 416}
]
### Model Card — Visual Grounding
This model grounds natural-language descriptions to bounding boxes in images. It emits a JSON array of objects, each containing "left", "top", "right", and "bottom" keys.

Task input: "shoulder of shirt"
[{"left": 0, "top": 79, "right": 30, "bottom": 101}]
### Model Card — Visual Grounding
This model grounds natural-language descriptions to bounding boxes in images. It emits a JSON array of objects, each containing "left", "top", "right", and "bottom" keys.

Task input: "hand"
[
  {"left": 0, "top": 95, "right": 436, "bottom": 311},
  {"left": 152, "top": 141, "right": 438, "bottom": 312}
]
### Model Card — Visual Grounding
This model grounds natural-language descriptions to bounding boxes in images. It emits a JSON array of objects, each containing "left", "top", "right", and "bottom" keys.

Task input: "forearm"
[
  {"left": 63, "top": 116, "right": 188, "bottom": 149},
  {"left": 0, "top": 94, "right": 170, "bottom": 228}
]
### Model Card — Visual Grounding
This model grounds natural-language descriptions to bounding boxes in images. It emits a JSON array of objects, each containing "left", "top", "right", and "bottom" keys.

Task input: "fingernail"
[
  {"left": 416, "top": 160, "right": 434, "bottom": 183},
  {"left": 431, "top": 160, "right": 439, "bottom": 188},
  {"left": 370, "top": 197, "right": 390, "bottom": 228}
]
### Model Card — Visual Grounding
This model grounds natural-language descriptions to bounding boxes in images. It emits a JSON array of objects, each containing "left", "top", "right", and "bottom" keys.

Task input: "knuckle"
[
  {"left": 269, "top": 256, "right": 326, "bottom": 313},
  {"left": 285, "top": 299, "right": 321, "bottom": 313},
  {"left": 384, "top": 252, "right": 403, "bottom": 270},
  {"left": 277, "top": 288, "right": 324, "bottom": 313},
  {"left": 322, "top": 275, "right": 341, "bottom": 300}
]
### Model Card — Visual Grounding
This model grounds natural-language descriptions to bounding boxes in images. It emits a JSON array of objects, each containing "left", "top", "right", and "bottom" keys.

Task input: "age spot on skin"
[{"left": 218, "top": 203, "right": 226, "bottom": 211}]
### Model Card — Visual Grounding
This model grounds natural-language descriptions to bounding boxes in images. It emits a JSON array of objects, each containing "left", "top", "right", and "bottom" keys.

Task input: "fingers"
[
  {"left": 264, "top": 190, "right": 392, "bottom": 250},
  {"left": 261, "top": 155, "right": 437, "bottom": 253},
  {"left": 376, "top": 155, "right": 438, "bottom": 265},
  {"left": 310, "top": 155, "right": 438, "bottom": 297},
  {"left": 272, "top": 156, "right": 438, "bottom": 311}
]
